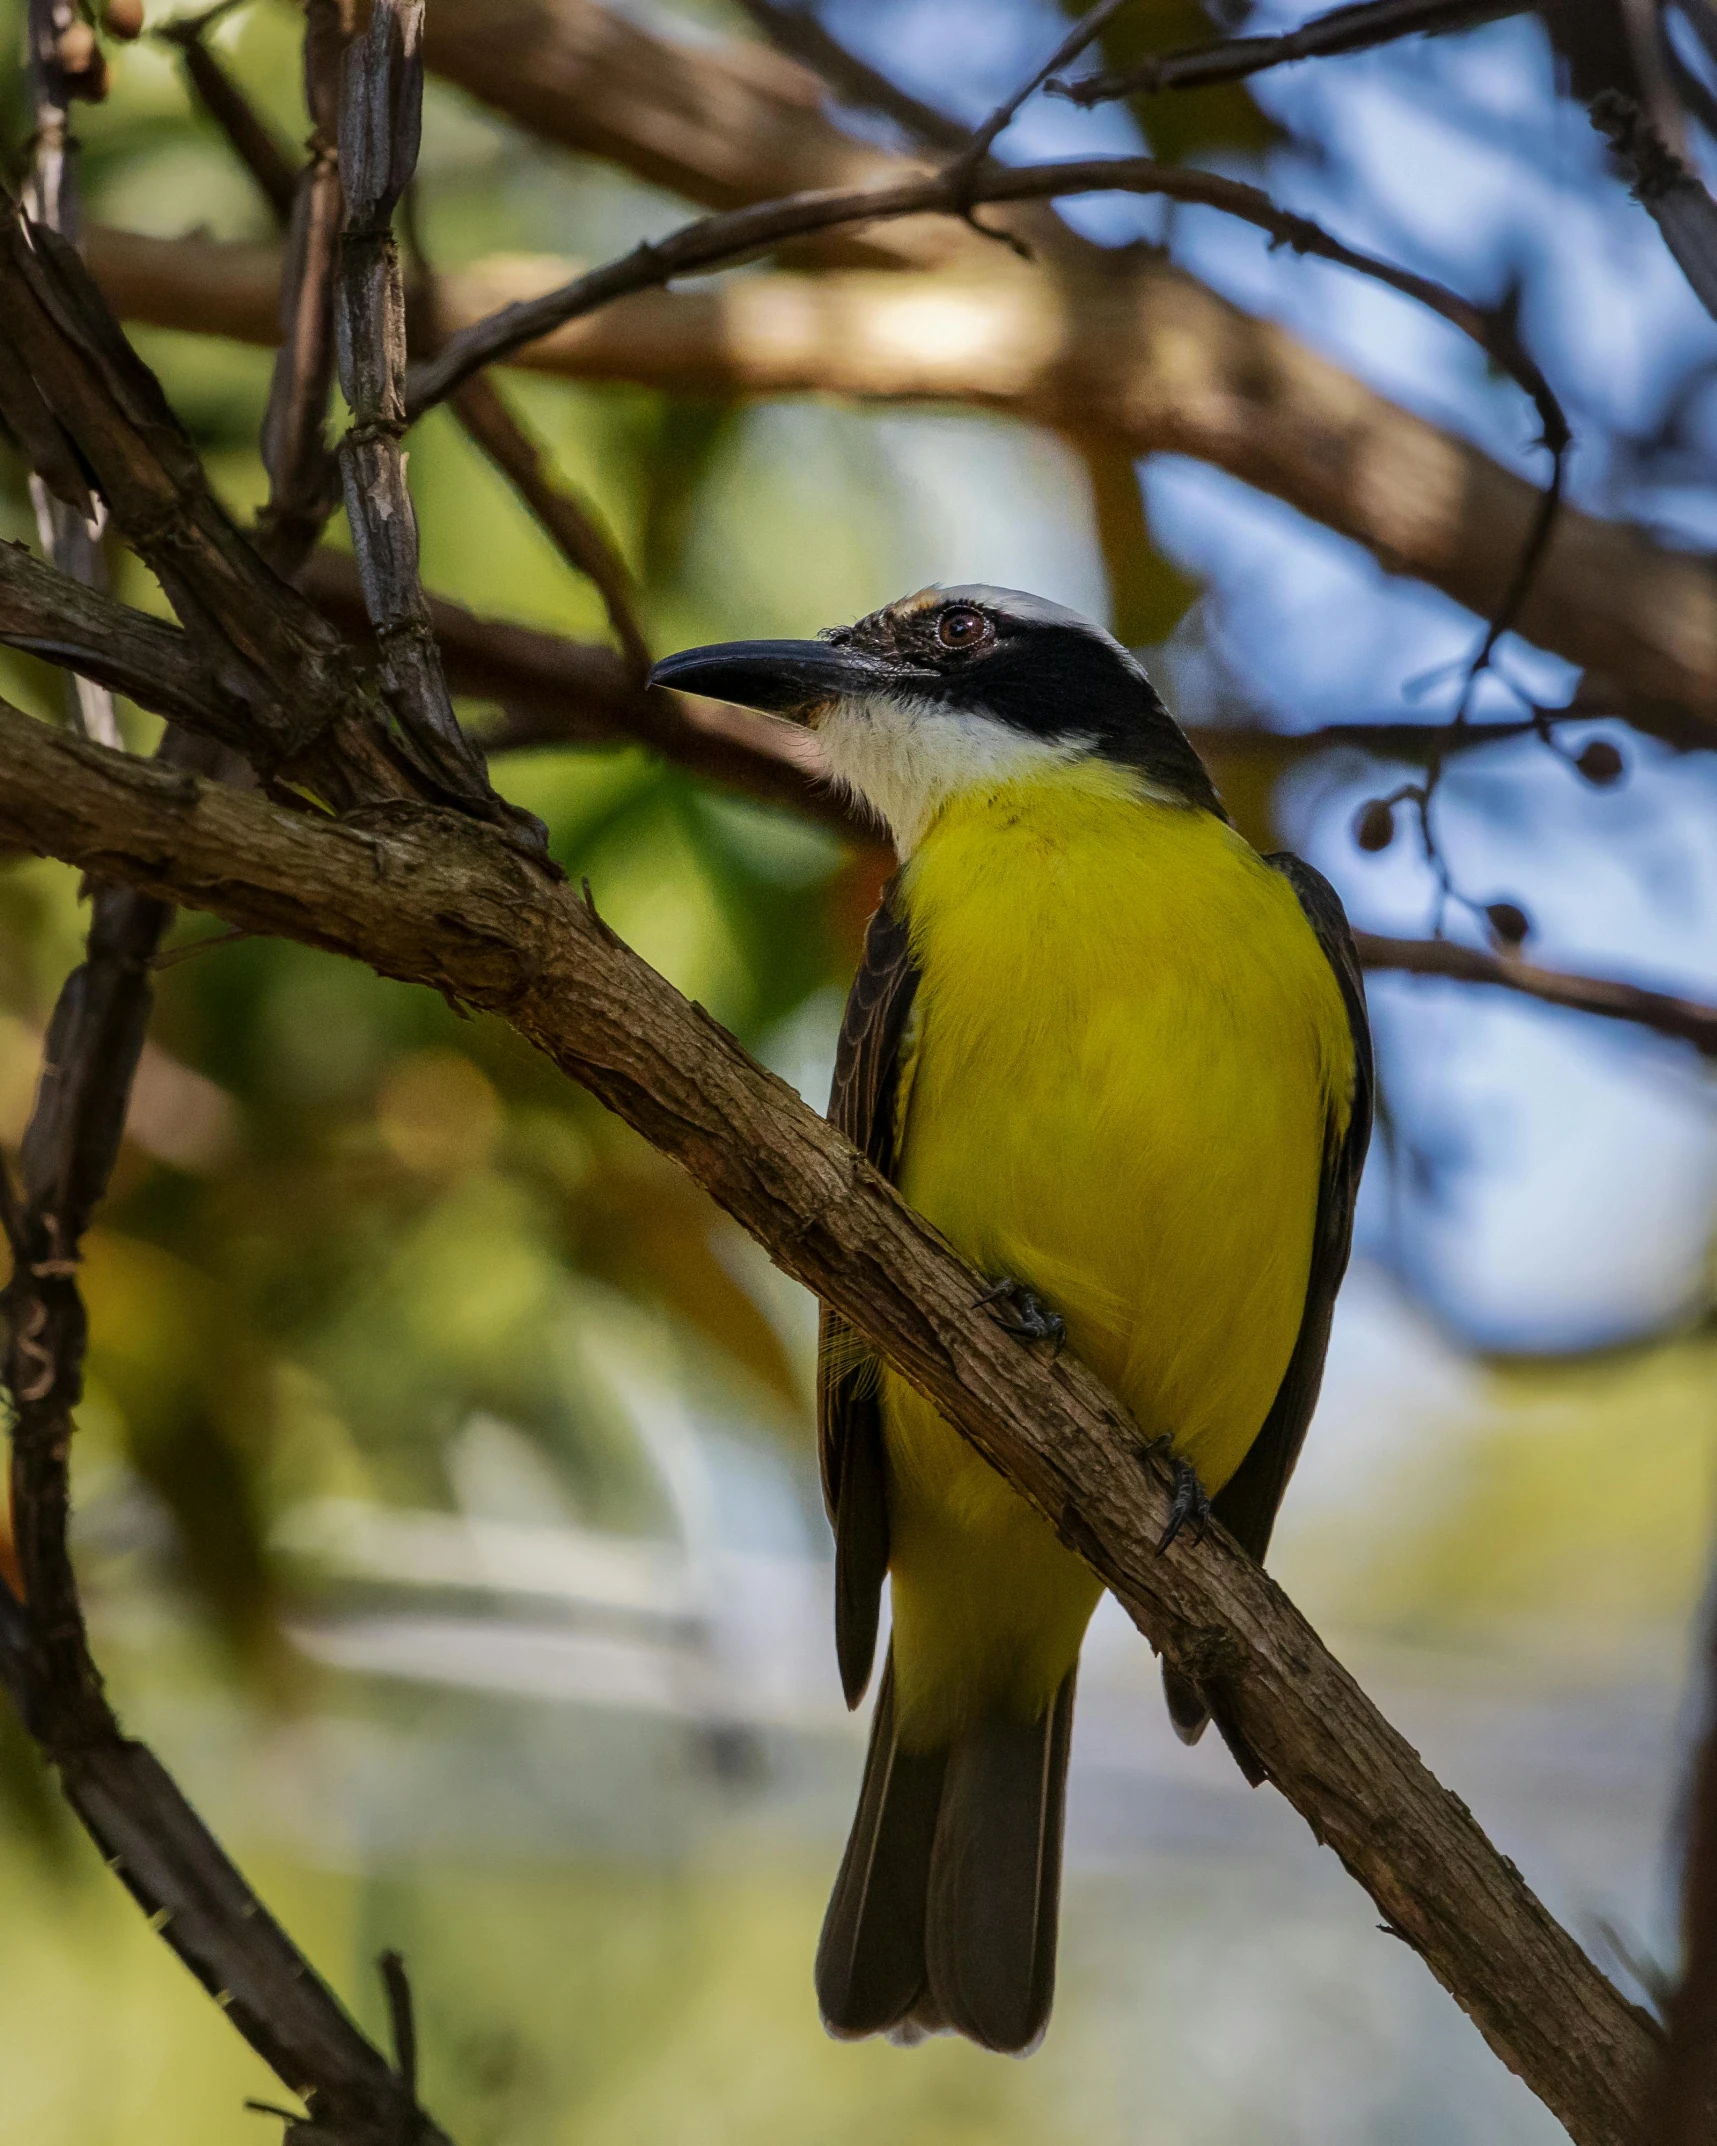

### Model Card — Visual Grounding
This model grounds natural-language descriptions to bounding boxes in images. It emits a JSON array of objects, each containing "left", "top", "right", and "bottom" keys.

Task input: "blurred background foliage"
[{"left": 1, "top": 0, "right": 1716, "bottom": 2140}]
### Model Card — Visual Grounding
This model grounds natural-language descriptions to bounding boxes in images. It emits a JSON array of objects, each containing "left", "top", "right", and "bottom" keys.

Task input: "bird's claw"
[
  {"left": 1156, "top": 1452, "right": 1210, "bottom": 1554},
  {"left": 974, "top": 1276, "right": 1066, "bottom": 1357}
]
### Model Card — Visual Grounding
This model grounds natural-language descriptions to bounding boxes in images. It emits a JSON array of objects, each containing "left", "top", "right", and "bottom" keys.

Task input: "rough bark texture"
[
  {"left": 85, "top": 223, "right": 1717, "bottom": 739},
  {"left": 0, "top": 694, "right": 1660, "bottom": 2146}
]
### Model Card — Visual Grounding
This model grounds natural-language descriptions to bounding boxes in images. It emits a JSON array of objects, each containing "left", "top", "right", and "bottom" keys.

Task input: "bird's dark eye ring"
[{"left": 936, "top": 606, "right": 989, "bottom": 652}]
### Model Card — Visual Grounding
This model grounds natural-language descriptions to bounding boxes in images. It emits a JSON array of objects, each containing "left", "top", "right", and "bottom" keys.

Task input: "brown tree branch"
[
  {"left": 84, "top": 226, "right": 1717, "bottom": 736},
  {"left": 157, "top": 9, "right": 301, "bottom": 222},
  {"left": 14, "top": 540, "right": 1708, "bottom": 1065},
  {"left": 293, "top": 550, "right": 840, "bottom": 824},
  {"left": 0, "top": 691, "right": 1660, "bottom": 2146},
  {"left": 253, "top": 0, "right": 351, "bottom": 576},
  {"left": 24, "top": 0, "right": 120, "bottom": 749},
  {"left": 734, "top": 0, "right": 968, "bottom": 150},
  {"left": 1049, "top": 0, "right": 1531, "bottom": 103},
  {"left": 1353, "top": 931, "right": 1717, "bottom": 1052},
  {"left": 0, "top": 540, "right": 244, "bottom": 737},
  {"left": 1649, "top": 1580, "right": 1717, "bottom": 2141},
  {"left": 332, "top": 0, "right": 506, "bottom": 817},
  {"left": 0, "top": 193, "right": 438, "bottom": 816},
  {"left": 399, "top": 153, "right": 1561, "bottom": 435},
  {"left": 0, "top": 750, "right": 443, "bottom": 2146}
]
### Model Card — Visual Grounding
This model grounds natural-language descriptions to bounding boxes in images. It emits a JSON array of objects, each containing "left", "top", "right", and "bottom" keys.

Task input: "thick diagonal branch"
[{"left": 0, "top": 697, "right": 1659, "bottom": 2146}]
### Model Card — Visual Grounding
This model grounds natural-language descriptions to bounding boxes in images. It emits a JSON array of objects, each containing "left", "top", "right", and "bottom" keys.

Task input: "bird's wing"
[
  {"left": 1210, "top": 852, "right": 1375, "bottom": 1562},
  {"left": 821, "top": 878, "right": 920, "bottom": 1708}
]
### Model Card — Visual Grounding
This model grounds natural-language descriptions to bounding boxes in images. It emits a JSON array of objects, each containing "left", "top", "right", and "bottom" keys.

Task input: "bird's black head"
[{"left": 651, "top": 585, "right": 1224, "bottom": 850}]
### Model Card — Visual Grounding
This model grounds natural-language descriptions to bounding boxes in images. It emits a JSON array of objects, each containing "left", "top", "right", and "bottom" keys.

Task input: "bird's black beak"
[{"left": 648, "top": 639, "right": 885, "bottom": 723}]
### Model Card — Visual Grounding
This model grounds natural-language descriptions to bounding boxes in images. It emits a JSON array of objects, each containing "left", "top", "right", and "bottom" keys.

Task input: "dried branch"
[
  {"left": 948, "top": 0, "right": 1132, "bottom": 174},
  {"left": 254, "top": 0, "right": 351, "bottom": 576},
  {"left": 1050, "top": 0, "right": 1529, "bottom": 103},
  {"left": 0, "top": 540, "right": 247, "bottom": 737},
  {"left": 294, "top": 550, "right": 842, "bottom": 825},
  {"left": 0, "top": 693, "right": 1659, "bottom": 2146},
  {"left": 333, "top": 0, "right": 500, "bottom": 815},
  {"left": 1592, "top": 91, "right": 1717, "bottom": 325},
  {"left": 24, "top": 0, "right": 120, "bottom": 749},
  {"left": 1354, "top": 931, "right": 1717, "bottom": 1052},
  {"left": 403, "top": 154, "right": 1564, "bottom": 452},
  {"left": 735, "top": 1, "right": 967, "bottom": 149},
  {"left": 1649, "top": 1579, "right": 1717, "bottom": 2142},
  {"left": 0, "top": 802, "right": 443, "bottom": 2145},
  {"left": 86, "top": 229, "right": 1717, "bottom": 732},
  {"left": 0, "top": 190, "right": 437, "bottom": 814},
  {"left": 157, "top": 8, "right": 300, "bottom": 222}
]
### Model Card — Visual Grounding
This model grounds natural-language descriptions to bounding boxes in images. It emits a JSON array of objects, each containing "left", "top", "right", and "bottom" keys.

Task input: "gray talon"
[
  {"left": 1157, "top": 1455, "right": 1210, "bottom": 1553},
  {"left": 975, "top": 1276, "right": 1066, "bottom": 1356}
]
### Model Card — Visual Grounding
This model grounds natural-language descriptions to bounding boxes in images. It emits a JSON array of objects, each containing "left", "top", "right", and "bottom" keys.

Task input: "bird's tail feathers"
[{"left": 816, "top": 1650, "right": 1076, "bottom": 2055}]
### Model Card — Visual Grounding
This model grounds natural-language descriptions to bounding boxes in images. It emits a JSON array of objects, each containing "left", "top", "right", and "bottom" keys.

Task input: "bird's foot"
[
  {"left": 974, "top": 1276, "right": 1066, "bottom": 1357},
  {"left": 1155, "top": 1451, "right": 1210, "bottom": 1554}
]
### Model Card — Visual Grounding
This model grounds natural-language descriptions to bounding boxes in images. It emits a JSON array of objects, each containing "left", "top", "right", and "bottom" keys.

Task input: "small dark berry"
[
  {"left": 1575, "top": 740, "right": 1624, "bottom": 786},
  {"left": 1354, "top": 799, "right": 1395, "bottom": 853},
  {"left": 102, "top": 0, "right": 145, "bottom": 36},
  {"left": 1486, "top": 901, "right": 1531, "bottom": 948}
]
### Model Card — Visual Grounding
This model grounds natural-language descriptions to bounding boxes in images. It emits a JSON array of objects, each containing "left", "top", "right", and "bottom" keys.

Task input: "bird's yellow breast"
[{"left": 879, "top": 761, "right": 1353, "bottom": 1744}]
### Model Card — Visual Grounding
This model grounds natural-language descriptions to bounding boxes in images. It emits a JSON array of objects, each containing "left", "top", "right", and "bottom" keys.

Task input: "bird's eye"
[{"left": 936, "top": 606, "right": 989, "bottom": 652}]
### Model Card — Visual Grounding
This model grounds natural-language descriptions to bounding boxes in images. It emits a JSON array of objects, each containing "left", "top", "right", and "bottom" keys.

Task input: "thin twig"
[
  {"left": 1354, "top": 931, "right": 1717, "bottom": 1052},
  {"left": 156, "top": 9, "right": 300, "bottom": 221},
  {"left": 735, "top": 1, "right": 967, "bottom": 149},
  {"left": 1049, "top": 0, "right": 1528, "bottom": 103},
  {"left": 398, "top": 198, "right": 652, "bottom": 684},
  {"left": 378, "top": 1951, "right": 418, "bottom": 2102},
  {"left": 950, "top": 0, "right": 1133, "bottom": 173},
  {"left": 1647, "top": 1570, "right": 1717, "bottom": 2141},
  {"left": 254, "top": 0, "right": 352, "bottom": 576},
  {"left": 23, "top": 0, "right": 120, "bottom": 750},
  {"left": 332, "top": 0, "right": 527, "bottom": 826},
  {"left": 403, "top": 153, "right": 1567, "bottom": 445}
]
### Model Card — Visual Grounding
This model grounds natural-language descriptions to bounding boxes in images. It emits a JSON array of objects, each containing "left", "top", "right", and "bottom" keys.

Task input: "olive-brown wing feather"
[{"left": 822, "top": 880, "right": 920, "bottom": 1708}]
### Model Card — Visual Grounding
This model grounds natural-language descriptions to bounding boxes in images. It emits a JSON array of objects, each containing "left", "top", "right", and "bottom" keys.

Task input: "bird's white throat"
[{"left": 812, "top": 694, "right": 1090, "bottom": 857}]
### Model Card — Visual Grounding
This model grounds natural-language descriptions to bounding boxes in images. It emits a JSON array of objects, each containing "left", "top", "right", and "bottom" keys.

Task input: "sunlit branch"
[
  {"left": 80, "top": 224, "right": 1717, "bottom": 735},
  {"left": 403, "top": 153, "right": 1562, "bottom": 440}
]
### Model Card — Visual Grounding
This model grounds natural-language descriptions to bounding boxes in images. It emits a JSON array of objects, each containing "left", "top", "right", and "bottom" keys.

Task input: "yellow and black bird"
[{"left": 653, "top": 586, "right": 1372, "bottom": 2057}]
